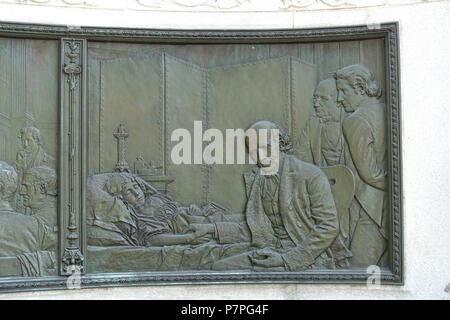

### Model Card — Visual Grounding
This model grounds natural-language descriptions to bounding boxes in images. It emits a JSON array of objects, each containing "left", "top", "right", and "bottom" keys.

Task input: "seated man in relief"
[
  {"left": 200, "top": 121, "right": 351, "bottom": 271},
  {"left": 0, "top": 161, "right": 56, "bottom": 277}
]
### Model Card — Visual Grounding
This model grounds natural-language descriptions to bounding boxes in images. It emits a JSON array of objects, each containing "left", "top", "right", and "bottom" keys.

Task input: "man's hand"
[
  {"left": 189, "top": 223, "right": 216, "bottom": 237},
  {"left": 184, "top": 204, "right": 202, "bottom": 216},
  {"left": 249, "top": 248, "right": 284, "bottom": 268},
  {"left": 188, "top": 233, "right": 213, "bottom": 244}
]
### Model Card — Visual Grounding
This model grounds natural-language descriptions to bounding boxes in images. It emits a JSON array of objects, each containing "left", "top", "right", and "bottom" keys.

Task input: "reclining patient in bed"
[
  {"left": 87, "top": 172, "right": 251, "bottom": 271},
  {"left": 87, "top": 172, "right": 249, "bottom": 248}
]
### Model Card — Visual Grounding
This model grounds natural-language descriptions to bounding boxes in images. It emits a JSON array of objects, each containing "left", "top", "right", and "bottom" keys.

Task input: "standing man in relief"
[
  {"left": 14, "top": 126, "right": 56, "bottom": 213},
  {"left": 297, "top": 77, "right": 355, "bottom": 261},
  {"left": 15, "top": 127, "right": 56, "bottom": 171},
  {"left": 297, "top": 77, "right": 346, "bottom": 167},
  {"left": 334, "top": 64, "right": 388, "bottom": 267}
]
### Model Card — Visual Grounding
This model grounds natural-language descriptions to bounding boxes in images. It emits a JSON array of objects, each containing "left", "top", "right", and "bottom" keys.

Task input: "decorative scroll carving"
[
  {"left": 2, "top": 0, "right": 97, "bottom": 7},
  {"left": 60, "top": 0, "right": 96, "bottom": 5},
  {"left": 279, "top": 0, "right": 445, "bottom": 10},
  {"left": 0, "top": 0, "right": 442, "bottom": 11},
  {"left": 281, "top": 0, "right": 366, "bottom": 9},
  {"left": 136, "top": 0, "right": 250, "bottom": 9},
  {"left": 60, "top": 38, "right": 86, "bottom": 275},
  {"left": 0, "top": 0, "right": 250, "bottom": 9}
]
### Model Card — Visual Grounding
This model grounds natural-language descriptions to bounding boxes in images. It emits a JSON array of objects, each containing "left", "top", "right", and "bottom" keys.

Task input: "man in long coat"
[
  {"left": 211, "top": 121, "right": 350, "bottom": 271},
  {"left": 335, "top": 64, "right": 388, "bottom": 266}
]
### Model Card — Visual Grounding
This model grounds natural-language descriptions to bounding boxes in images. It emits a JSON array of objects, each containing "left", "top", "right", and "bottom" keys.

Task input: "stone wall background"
[{"left": 0, "top": 0, "right": 449, "bottom": 299}]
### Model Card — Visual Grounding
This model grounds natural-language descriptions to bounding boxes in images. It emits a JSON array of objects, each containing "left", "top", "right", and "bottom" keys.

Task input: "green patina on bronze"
[{"left": 0, "top": 22, "right": 403, "bottom": 292}]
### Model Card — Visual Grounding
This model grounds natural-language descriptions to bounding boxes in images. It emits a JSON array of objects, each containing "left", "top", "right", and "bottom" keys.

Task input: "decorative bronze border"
[
  {"left": 0, "top": 21, "right": 403, "bottom": 292},
  {"left": 59, "top": 38, "right": 87, "bottom": 276}
]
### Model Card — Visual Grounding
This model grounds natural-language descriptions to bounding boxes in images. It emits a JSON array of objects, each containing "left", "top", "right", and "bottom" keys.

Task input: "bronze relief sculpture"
[{"left": 0, "top": 22, "right": 402, "bottom": 291}]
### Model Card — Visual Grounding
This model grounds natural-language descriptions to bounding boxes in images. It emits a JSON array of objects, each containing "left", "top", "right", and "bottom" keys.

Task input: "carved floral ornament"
[{"left": 0, "top": 0, "right": 444, "bottom": 11}]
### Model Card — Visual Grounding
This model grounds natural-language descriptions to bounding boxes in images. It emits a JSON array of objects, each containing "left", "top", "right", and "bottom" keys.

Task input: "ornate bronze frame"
[{"left": 0, "top": 21, "right": 402, "bottom": 292}]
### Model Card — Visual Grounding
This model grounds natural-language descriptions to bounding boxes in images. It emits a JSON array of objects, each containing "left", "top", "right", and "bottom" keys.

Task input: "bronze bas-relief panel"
[
  {"left": 0, "top": 22, "right": 402, "bottom": 291},
  {"left": 0, "top": 38, "right": 59, "bottom": 279}
]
